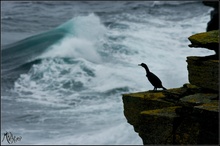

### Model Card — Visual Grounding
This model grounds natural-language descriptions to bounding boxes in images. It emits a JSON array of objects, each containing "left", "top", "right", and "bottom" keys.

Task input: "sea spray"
[{"left": 40, "top": 14, "right": 107, "bottom": 63}]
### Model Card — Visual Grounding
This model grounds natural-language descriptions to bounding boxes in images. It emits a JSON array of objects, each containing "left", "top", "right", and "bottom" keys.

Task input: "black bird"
[{"left": 138, "top": 63, "right": 167, "bottom": 91}]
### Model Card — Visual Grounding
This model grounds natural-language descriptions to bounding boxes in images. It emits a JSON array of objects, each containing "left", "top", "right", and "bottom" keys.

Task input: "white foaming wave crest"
[
  {"left": 41, "top": 13, "right": 107, "bottom": 63},
  {"left": 14, "top": 58, "right": 96, "bottom": 106},
  {"left": 89, "top": 63, "right": 145, "bottom": 92},
  {"left": 42, "top": 37, "right": 102, "bottom": 63}
]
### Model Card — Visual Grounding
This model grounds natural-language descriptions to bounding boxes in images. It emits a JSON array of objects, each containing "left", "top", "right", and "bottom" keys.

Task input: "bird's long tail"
[{"left": 162, "top": 87, "right": 167, "bottom": 90}]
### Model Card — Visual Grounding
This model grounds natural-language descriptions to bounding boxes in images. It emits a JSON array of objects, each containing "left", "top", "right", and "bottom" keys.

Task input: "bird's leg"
[{"left": 153, "top": 87, "right": 156, "bottom": 91}]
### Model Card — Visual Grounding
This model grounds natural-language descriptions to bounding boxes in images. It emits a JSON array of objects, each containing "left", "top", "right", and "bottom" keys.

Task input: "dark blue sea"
[{"left": 1, "top": 1, "right": 214, "bottom": 145}]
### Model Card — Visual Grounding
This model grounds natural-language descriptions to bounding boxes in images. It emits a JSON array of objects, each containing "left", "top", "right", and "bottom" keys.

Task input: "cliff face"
[
  {"left": 122, "top": 84, "right": 219, "bottom": 144},
  {"left": 122, "top": 30, "right": 219, "bottom": 144}
]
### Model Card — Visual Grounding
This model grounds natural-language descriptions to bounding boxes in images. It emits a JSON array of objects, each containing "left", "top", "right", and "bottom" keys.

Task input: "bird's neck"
[{"left": 143, "top": 66, "right": 150, "bottom": 75}]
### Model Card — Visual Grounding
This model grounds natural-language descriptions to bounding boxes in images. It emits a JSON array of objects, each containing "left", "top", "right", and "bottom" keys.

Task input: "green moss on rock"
[
  {"left": 141, "top": 106, "right": 181, "bottom": 118},
  {"left": 188, "top": 30, "right": 219, "bottom": 53},
  {"left": 189, "top": 30, "right": 219, "bottom": 44}
]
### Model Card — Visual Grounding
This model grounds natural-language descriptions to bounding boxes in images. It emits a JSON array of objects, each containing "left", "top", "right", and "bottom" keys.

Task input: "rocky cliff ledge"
[
  {"left": 122, "top": 30, "right": 219, "bottom": 144},
  {"left": 122, "top": 84, "right": 218, "bottom": 144}
]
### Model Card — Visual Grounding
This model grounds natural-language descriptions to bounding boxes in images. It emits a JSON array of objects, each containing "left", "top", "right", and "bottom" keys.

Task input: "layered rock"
[
  {"left": 187, "top": 56, "right": 219, "bottom": 91},
  {"left": 187, "top": 30, "right": 219, "bottom": 91},
  {"left": 122, "top": 84, "right": 219, "bottom": 144}
]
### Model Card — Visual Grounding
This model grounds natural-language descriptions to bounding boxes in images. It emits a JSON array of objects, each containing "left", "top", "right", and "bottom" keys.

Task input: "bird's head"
[{"left": 138, "top": 63, "right": 147, "bottom": 68}]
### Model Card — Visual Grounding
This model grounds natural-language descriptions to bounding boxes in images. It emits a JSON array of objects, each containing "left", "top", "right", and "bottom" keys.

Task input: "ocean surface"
[{"left": 1, "top": 1, "right": 214, "bottom": 145}]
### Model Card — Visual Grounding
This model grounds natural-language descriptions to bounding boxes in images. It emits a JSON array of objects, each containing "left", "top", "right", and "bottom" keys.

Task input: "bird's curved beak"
[{"left": 138, "top": 64, "right": 141, "bottom": 66}]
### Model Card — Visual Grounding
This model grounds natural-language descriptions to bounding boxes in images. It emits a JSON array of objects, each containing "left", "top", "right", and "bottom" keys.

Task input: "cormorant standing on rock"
[{"left": 138, "top": 63, "right": 167, "bottom": 91}]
